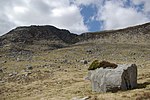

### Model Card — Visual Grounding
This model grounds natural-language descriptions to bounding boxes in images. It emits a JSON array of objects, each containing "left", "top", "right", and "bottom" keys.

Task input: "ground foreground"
[{"left": 0, "top": 41, "right": 150, "bottom": 100}]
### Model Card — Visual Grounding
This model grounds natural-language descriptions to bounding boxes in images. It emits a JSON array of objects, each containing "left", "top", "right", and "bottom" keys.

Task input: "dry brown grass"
[{"left": 0, "top": 41, "right": 150, "bottom": 100}]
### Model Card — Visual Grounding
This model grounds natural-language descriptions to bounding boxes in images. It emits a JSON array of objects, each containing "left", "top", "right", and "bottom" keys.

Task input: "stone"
[
  {"left": 1, "top": 61, "right": 7, "bottom": 63},
  {"left": 13, "top": 71, "right": 18, "bottom": 75},
  {"left": 25, "top": 72, "right": 32, "bottom": 77},
  {"left": 0, "top": 68, "right": 3, "bottom": 73},
  {"left": 9, "top": 71, "right": 18, "bottom": 77},
  {"left": 60, "top": 59, "right": 68, "bottom": 63},
  {"left": 9, "top": 73, "right": 13, "bottom": 77},
  {"left": 87, "top": 64, "right": 137, "bottom": 92},
  {"left": 80, "top": 60, "right": 88, "bottom": 64},
  {"left": 0, "top": 80, "right": 5, "bottom": 83},
  {"left": 71, "top": 96, "right": 91, "bottom": 100},
  {"left": 86, "top": 49, "right": 92, "bottom": 54},
  {"left": 16, "top": 58, "right": 20, "bottom": 62},
  {"left": 26, "top": 65, "right": 33, "bottom": 70}
]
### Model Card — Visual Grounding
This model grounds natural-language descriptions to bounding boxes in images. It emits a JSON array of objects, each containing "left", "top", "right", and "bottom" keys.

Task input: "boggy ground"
[{"left": 0, "top": 41, "right": 150, "bottom": 100}]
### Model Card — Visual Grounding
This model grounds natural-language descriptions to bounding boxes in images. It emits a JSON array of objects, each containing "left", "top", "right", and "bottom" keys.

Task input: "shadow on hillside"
[{"left": 137, "top": 82, "right": 150, "bottom": 89}]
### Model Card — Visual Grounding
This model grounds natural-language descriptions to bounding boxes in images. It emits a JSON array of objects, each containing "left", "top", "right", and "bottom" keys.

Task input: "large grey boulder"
[{"left": 87, "top": 64, "right": 137, "bottom": 92}]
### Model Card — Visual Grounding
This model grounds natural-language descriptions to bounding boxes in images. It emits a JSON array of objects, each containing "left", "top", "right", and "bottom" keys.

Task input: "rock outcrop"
[{"left": 87, "top": 64, "right": 137, "bottom": 92}]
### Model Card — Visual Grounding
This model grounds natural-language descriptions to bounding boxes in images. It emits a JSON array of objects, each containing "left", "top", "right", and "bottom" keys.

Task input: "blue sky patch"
[{"left": 80, "top": 4, "right": 100, "bottom": 32}]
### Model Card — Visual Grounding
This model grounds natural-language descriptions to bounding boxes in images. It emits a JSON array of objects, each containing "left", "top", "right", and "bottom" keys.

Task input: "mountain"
[
  {"left": 0, "top": 22, "right": 150, "bottom": 52},
  {"left": 0, "top": 25, "right": 79, "bottom": 51}
]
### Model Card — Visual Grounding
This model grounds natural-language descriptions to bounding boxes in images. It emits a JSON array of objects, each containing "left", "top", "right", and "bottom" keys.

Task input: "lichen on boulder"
[
  {"left": 88, "top": 60, "right": 118, "bottom": 70},
  {"left": 88, "top": 60, "right": 100, "bottom": 70}
]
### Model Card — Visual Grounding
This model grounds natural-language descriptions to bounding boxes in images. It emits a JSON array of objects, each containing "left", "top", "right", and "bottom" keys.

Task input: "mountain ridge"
[
  {"left": 0, "top": 25, "right": 79, "bottom": 45},
  {"left": 0, "top": 25, "right": 79, "bottom": 51},
  {"left": 0, "top": 22, "right": 150, "bottom": 51},
  {"left": 80, "top": 22, "right": 150, "bottom": 42}
]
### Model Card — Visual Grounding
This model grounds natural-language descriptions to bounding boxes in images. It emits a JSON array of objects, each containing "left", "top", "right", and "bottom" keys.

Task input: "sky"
[{"left": 0, "top": 0, "right": 150, "bottom": 35}]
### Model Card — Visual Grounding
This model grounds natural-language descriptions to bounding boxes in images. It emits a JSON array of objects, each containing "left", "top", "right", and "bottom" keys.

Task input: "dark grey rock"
[
  {"left": 26, "top": 65, "right": 33, "bottom": 70},
  {"left": 87, "top": 64, "right": 137, "bottom": 92},
  {"left": 0, "top": 68, "right": 3, "bottom": 73},
  {"left": 80, "top": 60, "right": 88, "bottom": 64},
  {"left": 86, "top": 49, "right": 92, "bottom": 54},
  {"left": 60, "top": 59, "right": 68, "bottom": 63}
]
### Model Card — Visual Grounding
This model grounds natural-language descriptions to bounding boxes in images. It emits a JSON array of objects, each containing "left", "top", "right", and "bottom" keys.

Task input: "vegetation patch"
[{"left": 88, "top": 60, "right": 118, "bottom": 70}]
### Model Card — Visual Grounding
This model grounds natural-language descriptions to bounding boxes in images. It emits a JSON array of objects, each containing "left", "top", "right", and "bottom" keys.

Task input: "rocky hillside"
[
  {"left": 0, "top": 25, "right": 79, "bottom": 51},
  {"left": 80, "top": 22, "right": 150, "bottom": 44},
  {"left": 0, "top": 22, "right": 150, "bottom": 52}
]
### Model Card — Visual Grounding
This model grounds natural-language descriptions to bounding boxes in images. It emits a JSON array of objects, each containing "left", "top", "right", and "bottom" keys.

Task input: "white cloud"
[
  {"left": 73, "top": 0, "right": 150, "bottom": 30},
  {"left": 0, "top": 14, "right": 15, "bottom": 35},
  {"left": 0, "top": 0, "right": 88, "bottom": 35},
  {"left": 72, "top": 0, "right": 99, "bottom": 5},
  {"left": 0, "top": 0, "right": 150, "bottom": 36},
  {"left": 132, "top": 0, "right": 150, "bottom": 13},
  {"left": 97, "top": 0, "right": 150, "bottom": 30}
]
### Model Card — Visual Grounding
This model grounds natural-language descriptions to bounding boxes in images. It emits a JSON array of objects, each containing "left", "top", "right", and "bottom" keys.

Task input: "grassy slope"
[{"left": 0, "top": 40, "right": 150, "bottom": 100}]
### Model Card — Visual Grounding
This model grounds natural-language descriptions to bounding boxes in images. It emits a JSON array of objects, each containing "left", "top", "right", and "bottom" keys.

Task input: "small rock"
[
  {"left": 17, "top": 77, "right": 21, "bottom": 80},
  {"left": 9, "top": 73, "right": 13, "bottom": 77},
  {"left": 16, "top": 58, "right": 20, "bottom": 61},
  {"left": 13, "top": 71, "right": 18, "bottom": 75},
  {"left": 80, "top": 96, "right": 91, "bottom": 100},
  {"left": 0, "top": 80, "right": 5, "bottom": 83},
  {"left": 0, "top": 68, "right": 3, "bottom": 73},
  {"left": 25, "top": 72, "right": 32, "bottom": 77},
  {"left": 71, "top": 96, "right": 91, "bottom": 100},
  {"left": 44, "top": 70, "right": 50, "bottom": 73},
  {"left": 26, "top": 65, "right": 33, "bottom": 70},
  {"left": 9, "top": 71, "right": 18, "bottom": 77},
  {"left": 86, "top": 49, "right": 92, "bottom": 54},
  {"left": 1, "top": 61, "right": 7, "bottom": 63},
  {"left": 80, "top": 60, "right": 88, "bottom": 64},
  {"left": 64, "top": 69, "right": 67, "bottom": 72},
  {"left": 61, "top": 59, "right": 68, "bottom": 63}
]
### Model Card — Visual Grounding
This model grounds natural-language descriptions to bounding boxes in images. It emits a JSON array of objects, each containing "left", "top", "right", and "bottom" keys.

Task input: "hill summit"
[
  {"left": 0, "top": 25, "right": 79, "bottom": 51},
  {"left": 0, "top": 22, "right": 150, "bottom": 52}
]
